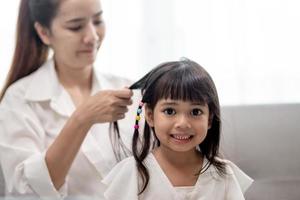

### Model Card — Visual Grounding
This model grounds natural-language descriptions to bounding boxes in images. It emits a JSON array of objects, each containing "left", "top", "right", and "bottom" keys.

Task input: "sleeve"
[
  {"left": 101, "top": 157, "right": 139, "bottom": 200},
  {"left": 0, "top": 96, "right": 67, "bottom": 199},
  {"left": 225, "top": 160, "right": 253, "bottom": 199},
  {"left": 227, "top": 161, "right": 253, "bottom": 193}
]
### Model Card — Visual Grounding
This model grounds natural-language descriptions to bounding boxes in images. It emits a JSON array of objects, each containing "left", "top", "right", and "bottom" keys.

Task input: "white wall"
[
  {"left": 0, "top": 1, "right": 19, "bottom": 88},
  {"left": 1, "top": 0, "right": 300, "bottom": 105}
]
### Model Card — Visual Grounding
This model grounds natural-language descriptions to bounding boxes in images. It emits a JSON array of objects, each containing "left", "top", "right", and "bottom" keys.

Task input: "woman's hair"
[
  {"left": 129, "top": 58, "right": 226, "bottom": 194},
  {"left": 0, "top": 0, "right": 61, "bottom": 101}
]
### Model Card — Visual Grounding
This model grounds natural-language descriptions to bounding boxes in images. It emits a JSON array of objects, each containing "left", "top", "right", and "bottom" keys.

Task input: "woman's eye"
[
  {"left": 191, "top": 109, "right": 202, "bottom": 116},
  {"left": 163, "top": 108, "right": 176, "bottom": 115},
  {"left": 68, "top": 26, "right": 82, "bottom": 31},
  {"left": 93, "top": 20, "right": 103, "bottom": 25}
]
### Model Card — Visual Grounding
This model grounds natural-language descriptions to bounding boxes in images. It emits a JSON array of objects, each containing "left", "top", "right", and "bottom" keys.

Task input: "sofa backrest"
[
  {"left": 1, "top": 104, "right": 299, "bottom": 199},
  {"left": 221, "top": 104, "right": 300, "bottom": 200},
  {"left": 0, "top": 165, "right": 4, "bottom": 196}
]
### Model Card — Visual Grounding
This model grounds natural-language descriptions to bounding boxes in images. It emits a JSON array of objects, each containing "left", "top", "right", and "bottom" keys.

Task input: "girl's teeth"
[{"left": 173, "top": 135, "right": 191, "bottom": 140}]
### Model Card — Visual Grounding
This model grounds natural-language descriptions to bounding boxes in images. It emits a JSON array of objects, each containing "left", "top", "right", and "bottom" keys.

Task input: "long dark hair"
[
  {"left": 0, "top": 0, "right": 60, "bottom": 101},
  {"left": 129, "top": 58, "right": 226, "bottom": 194}
]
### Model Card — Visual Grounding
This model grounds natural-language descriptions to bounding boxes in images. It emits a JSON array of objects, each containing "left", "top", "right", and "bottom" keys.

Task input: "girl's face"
[
  {"left": 38, "top": 0, "right": 105, "bottom": 70},
  {"left": 146, "top": 99, "right": 211, "bottom": 154}
]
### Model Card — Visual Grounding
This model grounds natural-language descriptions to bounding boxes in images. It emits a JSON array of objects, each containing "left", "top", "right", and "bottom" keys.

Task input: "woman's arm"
[{"left": 45, "top": 89, "right": 133, "bottom": 189}]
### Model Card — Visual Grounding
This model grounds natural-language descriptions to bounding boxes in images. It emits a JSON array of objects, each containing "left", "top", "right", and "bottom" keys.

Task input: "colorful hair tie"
[{"left": 134, "top": 101, "right": 144, "bottom": 130}]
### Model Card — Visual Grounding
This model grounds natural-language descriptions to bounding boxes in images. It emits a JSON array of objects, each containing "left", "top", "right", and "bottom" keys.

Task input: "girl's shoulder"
[
  {"left": 213, "top": 158, "right": 253, "bottom": 193},
  {"left": 101, "top": 156, "right": 139, "bottom": 200},
  {"left": 103, "top": 156, "right": 136, "bottom": 182}
]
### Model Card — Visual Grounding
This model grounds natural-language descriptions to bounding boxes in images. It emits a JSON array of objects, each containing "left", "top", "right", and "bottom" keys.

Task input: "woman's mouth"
[{"left": 78, "top": 49, "right": 94, "bottom": 53}]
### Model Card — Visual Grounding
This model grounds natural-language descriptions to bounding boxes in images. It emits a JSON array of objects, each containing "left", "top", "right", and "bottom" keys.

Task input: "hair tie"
[{"left": 134, "top": 102, "right": 144, "bottom": 130}]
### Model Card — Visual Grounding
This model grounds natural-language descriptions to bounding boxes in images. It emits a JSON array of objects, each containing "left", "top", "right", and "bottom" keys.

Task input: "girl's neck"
[
  {"left": 152, "top": 146, "right": 203, "bottom": 187},
  {"left": 153, "top": 146, "right": 203, "bottom": 168}
]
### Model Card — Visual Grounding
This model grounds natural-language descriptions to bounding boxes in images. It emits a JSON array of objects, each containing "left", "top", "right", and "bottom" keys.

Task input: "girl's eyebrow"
[
  {"left": 160, "top": 102, "right": 178, "bottom": 106},
  {"left": 190, "top": 102, "right": 206, "bottom": 106},
  {"left": 161, "top": 101, "right": 206, "bottom": 106},
  {"left": 66, "top": 11, "right": 103, "bottom": 24}
]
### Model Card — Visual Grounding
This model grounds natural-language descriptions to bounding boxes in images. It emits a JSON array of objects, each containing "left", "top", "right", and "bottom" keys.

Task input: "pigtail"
[
  {"left": 110, "top": 72, "right": 152, "bottom": 162},
  {"left": 109, "top": 121, "right": 131, "bottom": 161},
  {"left": 129, "top": 75, "right": 155, "bottom": 194},
  {"left": 111, "top": 96, "right": 153, "bottom": 194},
  {"left": 132, "top": 123, "right": 151, "bottom": 194},
  {"left": 131, "top": 102, "right": 152, "bottom": 194}
]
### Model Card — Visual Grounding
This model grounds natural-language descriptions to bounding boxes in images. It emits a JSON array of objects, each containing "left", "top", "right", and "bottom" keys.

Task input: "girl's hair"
[
  {"left": 0, "top": 0, "right": 61, "bottom": 101},
  {"left": 110, "top": 122, "right": 131, "bottom": 161},
  {"left": 129, "top": 58, "right": 226, "bottom": 194}
]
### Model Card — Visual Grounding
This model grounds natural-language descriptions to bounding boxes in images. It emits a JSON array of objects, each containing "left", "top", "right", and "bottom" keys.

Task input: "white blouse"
[
  {"left": 0, "top": 58, "right": 141, "bottom": 199},
  {"left": 102, "top": 153, "right": 253, "bottom": 200}
]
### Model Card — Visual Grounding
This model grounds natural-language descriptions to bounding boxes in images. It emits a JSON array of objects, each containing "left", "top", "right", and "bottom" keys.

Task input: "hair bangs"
[{"left": 154, "top": 67, "right": 209, "bottom": 104}]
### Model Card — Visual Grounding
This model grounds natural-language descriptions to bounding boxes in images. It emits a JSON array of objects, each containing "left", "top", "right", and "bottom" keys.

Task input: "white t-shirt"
[
  {"left": 0, "top": 58, "right": 140, "bottom": 199},
  {"left": 175, "top": 186, "right": 195, "bottom": 198},
  {"left": 102, "top": 153, "right": 253, "bottom": 200}
]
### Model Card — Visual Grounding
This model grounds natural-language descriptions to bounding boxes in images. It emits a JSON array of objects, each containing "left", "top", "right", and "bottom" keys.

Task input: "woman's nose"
[{"left": 83, "top": 22, "right": 99, "bottom": 44}]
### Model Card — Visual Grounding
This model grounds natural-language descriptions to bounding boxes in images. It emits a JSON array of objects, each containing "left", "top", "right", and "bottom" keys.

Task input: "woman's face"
[{"left": 42, "top": 0, "right": 105, "bottom": 70}]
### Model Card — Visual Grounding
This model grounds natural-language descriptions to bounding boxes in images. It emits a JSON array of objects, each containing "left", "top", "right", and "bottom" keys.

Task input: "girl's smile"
[
  {"left": 146, "top": 99, "right": 211, "bottom": 153},
  {"left": 170, "top": 134, "right": 194, "bottom": 144}
]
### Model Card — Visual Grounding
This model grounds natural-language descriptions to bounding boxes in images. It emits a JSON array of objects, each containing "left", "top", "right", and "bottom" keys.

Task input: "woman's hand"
[
  {"left": 74, "top": 88, "right": 133, "bottom": 126},
  {"left": 46, "top": 88, "right": 133, "bottom": 190}
]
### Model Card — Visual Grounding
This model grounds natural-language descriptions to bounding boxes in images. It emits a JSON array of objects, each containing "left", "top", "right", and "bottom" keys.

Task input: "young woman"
[
  {"left": 0, "top": 0, "right": 138, "bottom": 198},
  {"left": 102, "top": 58, "right": 253, "bottom": 200}
]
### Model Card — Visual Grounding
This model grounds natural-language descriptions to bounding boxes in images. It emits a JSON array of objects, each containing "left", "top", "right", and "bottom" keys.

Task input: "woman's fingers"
[
  {"left": 113, "top": 88, "right": 133, "bottom": 99},
  {"left": 84, "top": 89, "right": 133, "bottom": 123},
  {"left": 113, "top": 97, "right": 133, "bottom": 107}
]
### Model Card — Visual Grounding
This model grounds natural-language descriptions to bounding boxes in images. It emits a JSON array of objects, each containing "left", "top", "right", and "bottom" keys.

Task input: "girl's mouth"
[{"left": 171, "top": 134, "right": 193, "bottom": 141}]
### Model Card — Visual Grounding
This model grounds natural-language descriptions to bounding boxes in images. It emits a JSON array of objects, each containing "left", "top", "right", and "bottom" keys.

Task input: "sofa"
[
  {"left": 1, "top": 104, "right": 300, "bottom": 199},
  {"left": 221, "top": 104, "right": 300, "bottom": 200}
]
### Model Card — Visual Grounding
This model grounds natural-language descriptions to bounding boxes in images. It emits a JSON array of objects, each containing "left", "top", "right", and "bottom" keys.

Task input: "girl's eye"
[
  {"left": 191, "top": 108, "right": 202, "bottom": 116},
  {"left": 163, "top": 108, "right": 176, "bottom": 116}
]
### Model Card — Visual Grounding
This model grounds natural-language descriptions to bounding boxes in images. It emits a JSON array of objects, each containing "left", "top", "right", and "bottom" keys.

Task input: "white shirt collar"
[
  {"left": 24, "top": 58, "right": 61, "bottom": 102},
  {"left": 24, "top": 58, "right": 103, "bottom": 117}
]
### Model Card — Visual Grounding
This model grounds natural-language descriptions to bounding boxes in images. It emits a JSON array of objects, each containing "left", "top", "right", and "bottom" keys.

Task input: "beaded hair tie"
[{"left": 134, "top": 102, "right": 144, "bottom": 130}]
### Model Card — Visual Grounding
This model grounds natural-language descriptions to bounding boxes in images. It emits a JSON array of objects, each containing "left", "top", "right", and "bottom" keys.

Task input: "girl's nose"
[
  {"left": 175, "top": 114, "right": 191, "bottom": 129},
  {"left": 83, "top": 22, "right": 99, "bottom": 44}
]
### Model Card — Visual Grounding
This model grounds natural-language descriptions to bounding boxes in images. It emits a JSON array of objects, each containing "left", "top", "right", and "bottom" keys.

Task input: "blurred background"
[{"left": 1, "top": 0, "right": 299, "bottom": 105}]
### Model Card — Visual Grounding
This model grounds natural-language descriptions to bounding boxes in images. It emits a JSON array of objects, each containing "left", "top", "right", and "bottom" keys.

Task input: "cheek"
[
  {"left": 194, "top": 119, "right": 210, "bottom": 134},
  {"left": 153, "top": 117, "right": 171, "bottom": 135},
  {"left": 50, "top": 35, "right": 77, "bottom": 51},
  {"left": 98, "top": 26, "right": 106, "bottom": 39}
]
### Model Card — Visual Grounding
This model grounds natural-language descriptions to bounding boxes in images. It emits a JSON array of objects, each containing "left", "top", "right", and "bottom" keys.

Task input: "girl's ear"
[
  {"left": 145, "top": 106, "right": 154, "bottom": 127},
  {"left": 34, "top": 22, "right": 51, "bottom": 45}
]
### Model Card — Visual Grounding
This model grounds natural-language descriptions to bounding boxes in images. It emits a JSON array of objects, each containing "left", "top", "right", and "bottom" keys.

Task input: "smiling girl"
[{"left": 102, "top": 58, "right": 253, "bottom": 200}]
